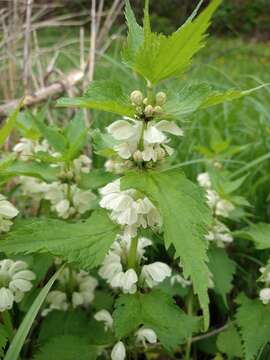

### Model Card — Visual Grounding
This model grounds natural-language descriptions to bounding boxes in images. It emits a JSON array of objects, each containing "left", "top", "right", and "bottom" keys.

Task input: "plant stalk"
[
  {"left": 184, "top": 289, "right": 194, "bottom": 360},
  {"left": 127, "top": 236, "right": 139, "bottom": 270}
]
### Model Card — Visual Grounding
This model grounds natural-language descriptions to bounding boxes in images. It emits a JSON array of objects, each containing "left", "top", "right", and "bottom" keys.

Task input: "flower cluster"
[
  {"left": 42, "top": 268, "right": 98, "bottom": 316},
  {"left": 94, "top": 309, "right": 157, "bottom": 360},
  {"left": 0, "top": 259, "right": 35, "bottom": 312},
  {"left": 197, "top": 172, "right": 234, "bottom": 247},
  {"left": 13, "top": 137, "right": 96, "bottom": 219},
  {"left": 0, "top": 194, "right": 19, "bottom": 233},
  {"left": 259, "top": 267, "right": 270, "bottom": 305},
  {"left": 105, "top": 90, "right": 183, "bottom": 171}
]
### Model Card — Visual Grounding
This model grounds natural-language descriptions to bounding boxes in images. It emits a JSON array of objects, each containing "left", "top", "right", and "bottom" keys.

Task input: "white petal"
[
  {"left": 9, "top": 278, "right": 33, "bottom": 292},
  {"left": 155, "top": 120, "right": 184, "bottom": 136},
  {"left": 0, "top": 288, "right": 14, "bottom": 311},
  {"left": 111, "top": 341, "right": 126, "bottom": 360},
  {"left": 144, "top": 124, "right": 166, "bottom": 144},
  {"left": 107, "top": 120, "right": 137, "bottom": 140}
]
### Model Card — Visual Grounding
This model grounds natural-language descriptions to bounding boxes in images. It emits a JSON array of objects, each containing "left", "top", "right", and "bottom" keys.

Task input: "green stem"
[
  {"left": 138, "top": 121, "right": 147, "bottom": 151},
  {"left": 184, "top": 290, "right": 194, "bottom": 360},
  {"left": 127, "top": 236, "right": 139, "bottom": 270},
  {"left": 147, "top": 80, "right": 154, "bottom": 104},
  {"left": 2, "top": 310, "right": 14, "bottom": 340}
]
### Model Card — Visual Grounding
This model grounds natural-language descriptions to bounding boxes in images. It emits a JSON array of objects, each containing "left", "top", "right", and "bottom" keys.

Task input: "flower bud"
[
  {"left": 133, "top": 150, "right": 143, "bottom": 162},
  {"left": 144, "top": 105, "right": 154, "bottom": 117},
  {"left": 153, "top": 106, "right": 163, "bottom": 115},
  {"left": 130, "top": 90, "right": 143, "bottom": 106},
  {"left": 143, "top": 97, "right": 148, "bottom": 105},
  {"left": 155, "top": 92, "right": 167, "bottom": 106},
  {"left": 156, "top": 147, "right": 166, "bottom": 160}
]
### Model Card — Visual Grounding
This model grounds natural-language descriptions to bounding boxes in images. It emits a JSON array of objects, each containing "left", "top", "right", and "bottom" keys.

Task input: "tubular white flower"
[
  {"left": 260, "top": 267, "right": 270, "bottom": 285},
  {"left": 42, "top": 290, "right": 69, "bottom": 316},
  {"left": 94, "top": 309, "right": 114, "bottom": 331},
  {"left": 141, "top": 262, "right": 172, "bottom": 288},
  {"left": 0, "top": 259, "right": 35, "bottom": 312},
  {"left": 0, "top": 195, "right": 19, "bottom": 233},
  {"left": 259, "top": 288, "right": 270, "bottom": 305},
  {"left": 111, "top": 341, "right": 126, "bottom": 360},
  {"left": 170, "top": 274, "right": 191, "bottom": 288},
  {"left": 110, "top": 269, "right": 138, "bottom": 294},
  {"left": 197, "top": 172, "right": 211, "bottom": 189},
  {"left": 135, "top": 328, "right": 157, "bottom": 346},
  {"left": 205, "top": 220, "right": 233, "bottom": 247}
]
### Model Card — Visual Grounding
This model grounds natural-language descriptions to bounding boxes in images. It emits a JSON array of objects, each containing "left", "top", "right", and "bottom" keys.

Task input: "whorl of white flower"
[
  {"left": 42, "top": 290, "right": 69, "bottom": 316},
  {"left": 0, "top": 194, "right": 19, "bottom": 233},
  {"left": 140, "top": 262, "right": 172, "bottom": 288},
  {"left": 57, "top": 268, "right": 98, "bottom": 309},
  {"left": 170, "top": 274, "right": 191, "bottom": 288},
  {"left": 73, "top": 155, "right": 92, "bottom": 175},
  {"left": 99, "top": 179, "right": 161, "bottom": 232},
  {"left": 110, "top": 269, "right": 138, "bottom": 294},
  {"left": 44, "top": 182, "right": 96, "bottom": 219},
  {"left": 107, "top": 118, "right": 183, "bottom": 162},
  {"left": 259, "top": 288, "right": 270, "bottom": 305},
  {"left": 135, "top": 328, "right": 157, "bottom": 347},
  {"left": 205, "top": 220, "right": 233, "bottom": 247},
  {"left": 94, "top": 309, "right": 114, "bottom": 331},
  {"left": 0, "top": 259, "right": 35, "bottom": 312},
  {"left": 111, "top": 341, "right": 126, "bottom": 360},
  {"left": 260, "top": 267, "right": 270, "bottom": 286},
  {"left": 197, "top": 172, "right": 234, "bottom": 218},
  {"left": 197, "top": 172, "right": 211, "bottom": 189},
  {"left": 13, "top": 138, "right": 50, "bottom": 161}
]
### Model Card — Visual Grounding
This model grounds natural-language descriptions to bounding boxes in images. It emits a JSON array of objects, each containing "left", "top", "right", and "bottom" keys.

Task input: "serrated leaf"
[
  {"left": 35, "top": 120, "right": 67, "bottom": 153},
  {"left": 58, "top": 81, "right": 134, "bottom": 117},
  {"left": 33, "top": 335, "right": 97, "bottom": 360},
  {"left": 121, "top": 169, "right": 211, "bottom": 329},
  {"left": 79, "top": 169, "right": 116, "bottom": 190},
  {"left": 1, "top": 210, "right": 119, "bottom": 271},
  {"left": 216, "top": 324, "right": 243, "bottom": 358},
  {"left": 200, "top": 84, "right": 269, "bottom": 109},
  {"left": 113, "top": 290, "right": 199, "bottom": 351},
  {"left": 2, "top": 160, "right": 59, "bottom": 182},
  {"left": 208, "top": 247, "right": 236, "bottom": 306},
  {"left": 123, "top": 0, "right": 221, "bottom": 84},
  {"left": 236, "top": 295, "right": 270, "bottom": 360},
  {"left": 234, "top": 223, "right": 270, "bottom": 250},
  {"left": 0, "top": 325, "right": 8, "bottom": 357}
]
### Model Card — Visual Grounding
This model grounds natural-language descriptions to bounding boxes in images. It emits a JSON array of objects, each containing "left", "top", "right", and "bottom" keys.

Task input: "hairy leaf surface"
[
  {"left": 121, "top": 169, "right": 211, "bottom": 328},
  {"left": 1, "top": 210, "right": 119, "bottom": 270}
]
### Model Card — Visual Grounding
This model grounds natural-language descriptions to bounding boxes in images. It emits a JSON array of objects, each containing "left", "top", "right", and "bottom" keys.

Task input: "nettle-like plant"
[{"left": 1, "top": 1, "right": 270, "bottom": 360}]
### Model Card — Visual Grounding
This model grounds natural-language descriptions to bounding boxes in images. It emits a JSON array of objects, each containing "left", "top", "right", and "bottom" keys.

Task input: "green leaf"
[
  {"left": 57, "top": 81, "right": 135, "bottom": 117},
  {"left": 200, "top": 84, "right": 270, "bottom": 109},
  {"left": 234, "top": 223, "right": 270, "bottom": 250},
  {"left": 33, "top": 335, "right": 97, "bottom": 360},
  {"left": 216, "top": 324, "right": 243, "bottom": 358},
  {"left": 113, "top": 290, "right": 199, "bottom": 351},
  {"left": 0, "top": 325, "right": 8, "bottom": 358},
  {"left": 236, "top": 295, "right": 270, "bottom": 360},
  {"left": 208, "top": 247, "right": 236, "bottom": 306},
  {"left": 35, "top": 120, "right": 67, "bottom": 153},
  {"left": 64, "top": 111, "right": 88, "bottom": 160},
  {"left": 4, "top": 267, "right": 64, "bottom": 360},
  {"left": 0, "top": 101, "right": 22, "bottom": 148},
  {"left": 1, "top": 210, "right": 119, "bottom": 271},
  {"left": 2, "top": 160, "right": 59, "bottom": 182},
  {"left": 122, "top": 0, "right": 144, "bottom": 65},
  {"left": 124, "top": 0, "right": 221, "bottom": 84},
  {"left": 121, "top": 170, "right": 211, "bottom": 329},
  {"left": 79, "top": 169, "right": 116, "bottom": 190}
]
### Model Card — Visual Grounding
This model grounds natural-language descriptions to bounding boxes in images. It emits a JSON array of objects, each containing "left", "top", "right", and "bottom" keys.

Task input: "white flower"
[
  {"left": 94, "top": 310, "right": 114, "bottom": 331},
  {"left": 215, "top": 199, "right": 234, "bottom": 218},
  {"left": 135, "top": 328, "right": 157, "bottom": 347},
  {"left": 170, "top": 274, "right": 191, "bottom": 288},
  {"left": 0, "top": 288, "right": 14, "bottom": 312},
  {"left": 99, "top": 179, "right": 161, "bottom": 231},
  {"left": 141, "top": 262, "right": 172, "bottom": 288},
  {"left": 260, "top": 267, "right": 270, "bottom": 285},
  {"left": 205, "top": 220, "right": 233, "bottom": 247},
  {"left": 111, "top": 341, "right": 126, "bottom": 360},
  {"left": 259, "top": 288, "right": 270, "bottom": 305},
  {"left": 144, "top": 120, "right": 183, "bottom": 145},
  {"left": 73, "top": 155, "right": 92, "bottom": 175},
  {"left": 197, "top": 172, "right": 211, "bottom": 189},
  {"left": 13, "top": 138, "right": 49, "bottom": 161},
  {"left": 111, "top": 269, "right": 138, "bottom": 294},
  {"left": 0, "top": 259, "right": 35, "bottom": 312},
  {"left": 42, "top": 290, "right": 69, "bottom": 316},
  {"left": 0, "top": 194, "right": 19, "bottom": 233}
]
